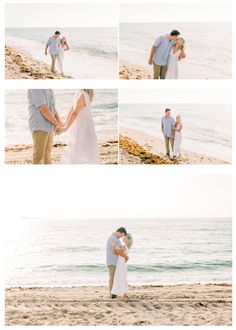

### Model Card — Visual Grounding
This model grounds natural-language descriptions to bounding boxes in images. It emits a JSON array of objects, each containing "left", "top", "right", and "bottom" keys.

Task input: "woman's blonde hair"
[
  {"left": 178, "top": 37, "right": 185, "bottom": 50},
  {"left": 124, "top": 233, "right": 133, "bottom": 249},
  {"left": 83, "top": 89, "right": 94, "bottom": 102}
]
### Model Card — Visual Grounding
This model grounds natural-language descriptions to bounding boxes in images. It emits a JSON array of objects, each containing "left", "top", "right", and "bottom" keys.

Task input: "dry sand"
[
  {"left": 5, "top": 283, "right": 232, "bottom": 326},
  {"left": 119, "top": 127, "right": 230, "bottom": 165},
  {"left": 5, "top": 140, "right": 118, "bottom": 165},
  {"left": 5, "top": 45, "right": 73, "bottom": 79},
  {"left": 119, "top": 60, "right": 152, "bottom": 79}
]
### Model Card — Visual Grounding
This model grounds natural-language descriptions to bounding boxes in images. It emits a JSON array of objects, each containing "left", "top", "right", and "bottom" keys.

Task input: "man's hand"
[
  {"left": 45, "top": 51, "right": 47, "bottom": 56},
  {"left": 148, "top": 58, "right": 153, "bottom": 65},
  {"left": 55, "top": 125, "right": 63, "bottom": 135}
]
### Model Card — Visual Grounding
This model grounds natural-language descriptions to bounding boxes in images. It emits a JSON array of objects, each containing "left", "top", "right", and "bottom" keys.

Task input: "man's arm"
[
  {"left": 55, "top": 111, "right": 63, "bottom": 127},
  {"left": 45, "top": 44, "right": 49, "bottom": 55},
  {"left": 148, "top": 46, "right": 156, "bottom": 65},
  {"left": 39, "top": 104, "right": 61, "bottom": 128}
]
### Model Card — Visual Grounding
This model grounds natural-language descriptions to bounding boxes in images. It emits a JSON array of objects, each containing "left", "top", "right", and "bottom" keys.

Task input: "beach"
[
  {"left": 119, "top": 128, "right": 229, "bottom": 165},
  {"left": 5, "top": 140, "right": 118, "bottom": 165},
  {"left": 5, "top": 27, "right": 118, "bottom": 79},
  {"left": 5, "top": 283, "right": 232, "bottom": 326},
  {"left": 119, "top": 60, "right": 152, "bottom": 79},
  {"left": 5, "top": 46, "right": 72, "bottom": 79},
  {"left": 119, "top": 22, "right": 232, "bottom": 80}
]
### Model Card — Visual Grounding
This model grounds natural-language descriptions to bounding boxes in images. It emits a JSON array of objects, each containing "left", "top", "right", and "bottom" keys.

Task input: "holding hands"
[{"left": 55, "top": 124, "right": 67, "bottom": 135}]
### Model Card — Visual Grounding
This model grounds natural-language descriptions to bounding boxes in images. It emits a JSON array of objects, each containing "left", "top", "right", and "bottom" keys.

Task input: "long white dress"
[
  {"left": 165, "top": 48, "right": 181, "bottom": 79},
  {"left": 173, "top": 123, "right": 182, "bottom": 157},
  {"left": 60, "top": 90, "right": 100, "bottom": 164},
  {"left": 57, "top": 43, "right": 64, "bottom": 73},
  {"left": 111, "top": 242, "right": 128, "bottom": 296}
]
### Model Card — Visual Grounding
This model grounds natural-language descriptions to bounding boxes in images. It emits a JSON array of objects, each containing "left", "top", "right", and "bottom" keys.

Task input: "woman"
[
  {"left": 166, "top": 37, "right": 186, "bottom": 79},
  {"left": 57, "top": 37, "right": 69, "bottom": 76},
  {"left": 111, "top": 234, "right": 133, "bottom": 298},
  {"left": 173, "top": 115, "right": 183, "bottom": 158},
  {"left": 60, "top": 89, "right": 100, "bottom": 164}
]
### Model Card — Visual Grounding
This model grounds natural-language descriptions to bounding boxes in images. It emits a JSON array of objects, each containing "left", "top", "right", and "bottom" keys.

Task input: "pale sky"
[
  {"left": 120, "top": 3, "right": 232, "bottom": 23},
  {"left": 119, "top": 89, "right": 232, "bottom": 104},
  {"left": 5, "top": 3, "right": 118, "bottom": 28},
  {"left": 4, "top": 168, "right": 232, "bottom": 220}
]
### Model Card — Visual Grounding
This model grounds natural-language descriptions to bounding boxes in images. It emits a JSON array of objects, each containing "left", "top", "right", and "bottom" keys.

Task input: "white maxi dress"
[
  {"left": 111, "top": 242, "right": 128, "bottom": 296},
  {"left": 173, "top": 123, "right": 182, "bottom": 157},
  {"left": 60, "top": 90, "right": 100, "bottom": 164},
  {"left": 165, "top": 48, "right": 181, "bottom": 79}
]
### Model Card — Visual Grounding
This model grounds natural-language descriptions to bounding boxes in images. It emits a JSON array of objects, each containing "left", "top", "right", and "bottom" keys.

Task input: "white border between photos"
[{"left": 0, "top": 0, "right": 235, "bottom": 329}]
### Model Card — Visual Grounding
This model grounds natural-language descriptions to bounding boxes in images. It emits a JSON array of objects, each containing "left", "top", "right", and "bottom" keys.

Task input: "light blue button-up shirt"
[
  {"left": 28, "top": 89, "right": 56, "bottom": 133},
  {"left": 47, "top": 36, "right": 61, "bottom": 55},
  {"left": 106, "top": 233, "right": 122, "bottom": 266},
  {"left": 161, "top": 116, "right": 175, "bottom": 137},
  {"left": 153, "top": 34, "right": 175, "bottom": 66}
]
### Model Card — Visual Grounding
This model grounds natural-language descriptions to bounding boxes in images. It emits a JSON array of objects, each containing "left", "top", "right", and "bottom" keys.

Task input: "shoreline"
[
  {"left": 5, "top": 283, "right": 232, "bottom": 325},
  {"left": 119, "top": 127, "right": 230, "bottom": 165},
  {"left": 119, "top": 59, "right": 152, "bottom": 79},
  {"left": 5, "top": 45, "right": 73, "bottom": 79},
  {"left": 5, "top": 140, "right": 118, "bottom": 165}
]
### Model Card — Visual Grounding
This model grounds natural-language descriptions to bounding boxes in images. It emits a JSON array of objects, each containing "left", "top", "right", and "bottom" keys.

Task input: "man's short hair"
[
  {"left": 55, "top": 31, "right": 61, "bottom": 35},
  {"left": 170, "top": 30, "right": 180, "bottom": 37},
  {"left": 116, "top": 227, "right": 127, "bottom": 235},
  {"left": 165, "top": 108, "right": 171, "bottom": 113}
]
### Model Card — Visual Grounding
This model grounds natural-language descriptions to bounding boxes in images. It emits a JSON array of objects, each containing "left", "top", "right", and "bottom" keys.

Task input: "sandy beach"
[
  {"left": 5, "top": 283, "right": 231, "bottom": 326},
  {"left": 119, "top": 60, "right": 152, "bottom": 79},
  {"left": 5, "top": 45, "right": 73, "bottom": 79},
  {"left": 119, "top": 127, "right": 230, "bottom": 165},
  {"left": 5, "top": 140, "right": 118, "bottom": 165}
]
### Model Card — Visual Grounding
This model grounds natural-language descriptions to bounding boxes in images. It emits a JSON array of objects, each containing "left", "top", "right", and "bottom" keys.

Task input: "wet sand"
[
  {"left": 119, "top": 127, "right": 230, "bottom": 165},
  {"left": 5, "top": 283, "right": 232, "bottom": 326}
]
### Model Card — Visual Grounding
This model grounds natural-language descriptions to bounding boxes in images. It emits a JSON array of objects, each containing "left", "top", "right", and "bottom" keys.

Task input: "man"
[
  {"left": 148, "top": 30, "right": 180, "bottom": 79},
  {"left": 161, "top": 108, "right": 175, "bottom": 157},
  {"left": 27, "top": 89, "right": 63, "bottom": 164},
  {"left": 45, "top": 31, "right": 61, "bottom": 73},
  {"left": 106, "top": 227, "right": 129, "bottom": 299}
]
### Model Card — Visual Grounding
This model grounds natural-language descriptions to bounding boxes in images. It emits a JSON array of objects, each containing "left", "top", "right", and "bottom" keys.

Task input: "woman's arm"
[
  {"left": 178, "top": 49, "right": 186, "bottom": 61},
  {"left": 63, "top": 94, "right": 85, "bottom": 131},
  {"left": 65, "top": 41, "right": 70, "bottom": 50},
  {"left": 176, "top": 123, "right": 183, "bottom": 132},
  {"left": 112, "top": 243, "right": 129, "bottom": 261}
]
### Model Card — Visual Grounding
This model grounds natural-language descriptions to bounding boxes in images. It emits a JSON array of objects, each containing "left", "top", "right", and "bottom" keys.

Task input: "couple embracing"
[
  {"left": 27, "top": 89, "right": 100, "bottom": 164},
  {"left": 148, "top": 29, "right": 186, "bottom": 79},
  {"left": 106, "top": 227, "right": 133, "bottom": 299}
]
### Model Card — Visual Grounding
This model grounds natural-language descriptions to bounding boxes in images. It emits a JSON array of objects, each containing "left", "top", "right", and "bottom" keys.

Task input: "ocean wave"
[
  {"left": 93, "top": 102, "right": 118, "bottom": 110},
  {"left": 33, "top": 260, "right": 232, "bottom": 273}
]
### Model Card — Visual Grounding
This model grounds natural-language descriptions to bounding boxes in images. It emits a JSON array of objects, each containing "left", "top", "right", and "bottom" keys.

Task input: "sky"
[
  {"left": 119, "top": 89, "right": 231, "bottom": 104},
  {"left": 5, "top": 3, "right": 118, "bottom": 28},
  {"left": 120, "top": 3, "right": 232, "bottom": 23},
  {"left": 4, "top": 167, "right": 232, "bottom": 220}
]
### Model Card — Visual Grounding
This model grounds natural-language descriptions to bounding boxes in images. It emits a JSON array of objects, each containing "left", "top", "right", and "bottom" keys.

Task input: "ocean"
[
  {"left": 119, "top": 22, "right": 232, "bottom": 79},
  {"left": 5, "top": 218, "right": 232, "bottom": 287},
  {"left": 119, "top": 104, "right": 232, "bottom": 162},
  {"left": 5, "top": 89, "right": 118, "bottom": 145},
  {"left": 5, "top": 27, "right": 118, "bottom": 79}
]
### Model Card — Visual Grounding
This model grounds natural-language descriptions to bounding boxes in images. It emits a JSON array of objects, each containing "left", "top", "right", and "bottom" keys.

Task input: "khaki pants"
[
  {"left": 32, "top": 131, "right": 54, "bottom": 164},
  {"left": 50, "top": 54, "right": 58, "bottom": 72},
  {"left": 153, "top": 63, "right": 167, "bottom": 79},
  {"left": 108, "top": 265, "right": 116, "bottom": 293},
  {"left": 164, "top": 136, "right": 174, "bottom": 155}
]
